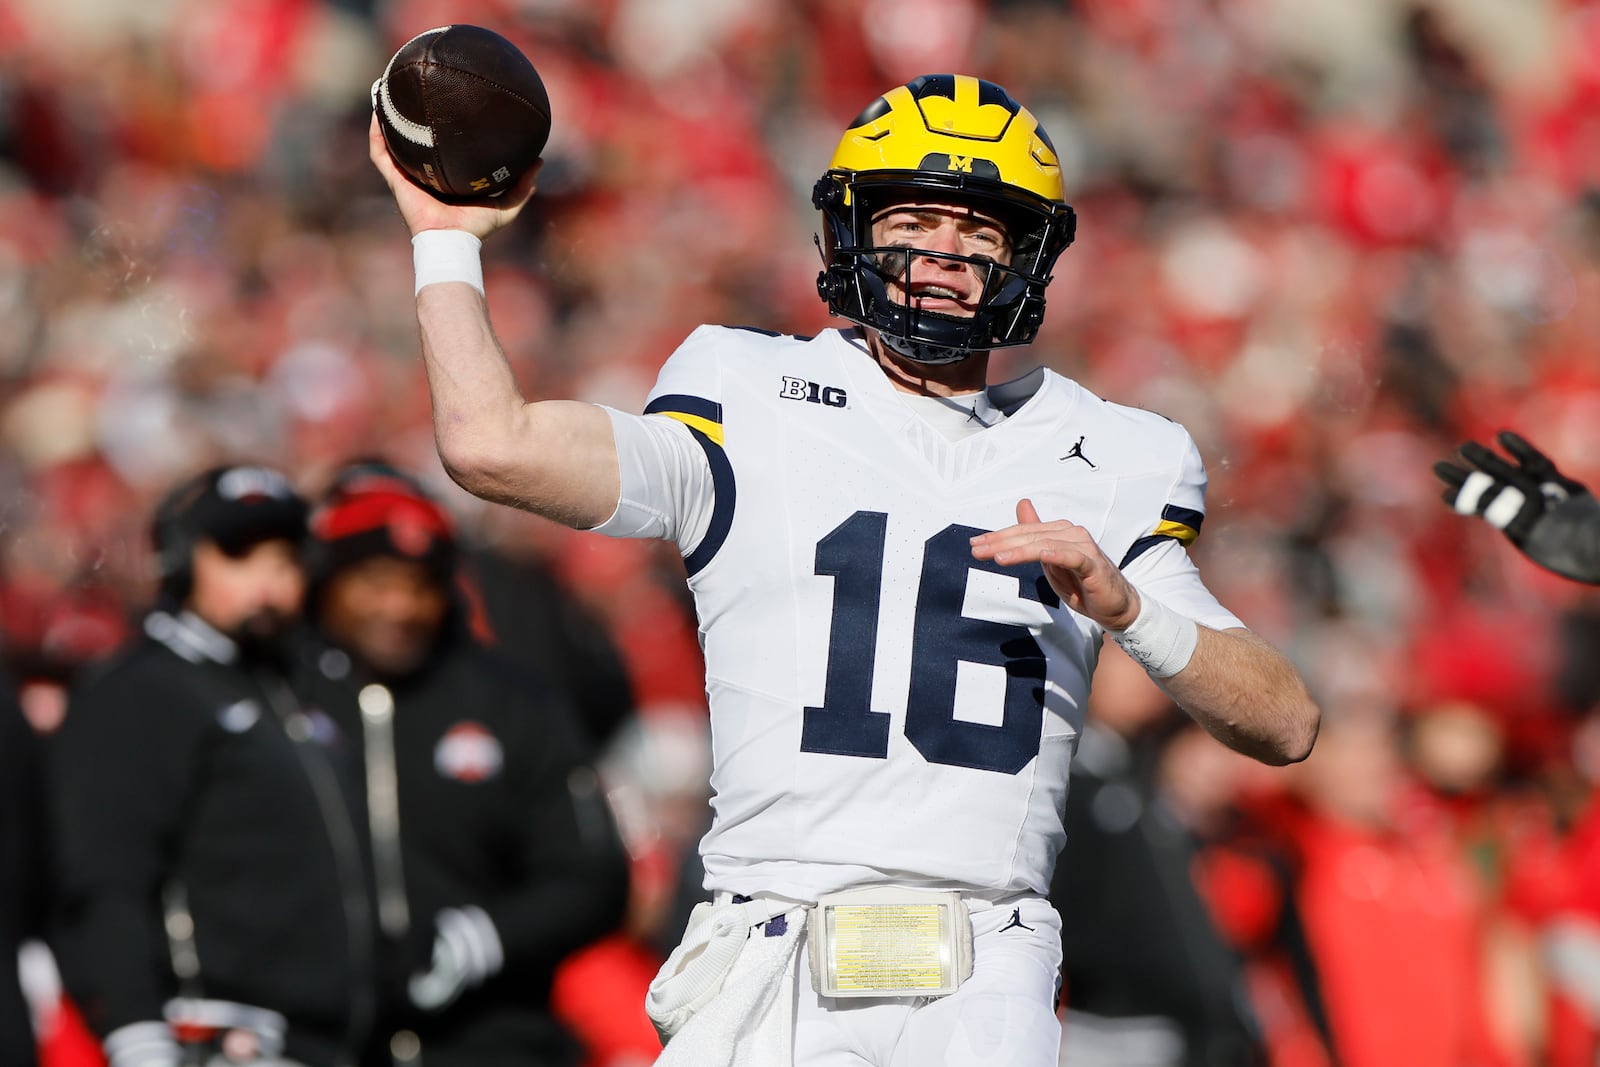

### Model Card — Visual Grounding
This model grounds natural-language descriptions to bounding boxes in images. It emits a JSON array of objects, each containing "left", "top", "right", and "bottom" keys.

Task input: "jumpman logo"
[
  {"left": 1060, "top": 435, "right": 1096, "bottom": 468},
  {"left": 999, "top": 907, "right": 1034, "bottom": 933}
]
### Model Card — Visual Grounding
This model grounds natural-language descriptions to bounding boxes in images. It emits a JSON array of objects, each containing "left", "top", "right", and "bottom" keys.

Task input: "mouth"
[{"left": 909, "top": 283, "right": 972, "bottom": 311}]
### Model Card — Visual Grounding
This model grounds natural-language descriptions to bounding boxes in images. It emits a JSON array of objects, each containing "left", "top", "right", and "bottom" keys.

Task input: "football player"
[
  {"left": 1436, "top": 431, "right": 1600, "bottom": 585},
  {"left": 371, "top": 73, "right": 1321, "bottom": 1067}
]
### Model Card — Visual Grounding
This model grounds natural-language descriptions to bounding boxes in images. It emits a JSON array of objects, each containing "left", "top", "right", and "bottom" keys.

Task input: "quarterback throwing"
[{"left": 371, "top": 72, "right": 1319, "bottom": 1067}]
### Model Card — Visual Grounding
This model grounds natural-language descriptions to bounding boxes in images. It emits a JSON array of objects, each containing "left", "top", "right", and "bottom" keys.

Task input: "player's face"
[
  {"left": 319, "top": 556, "right": 449, "bottom": 677},
  {"left": 188, "top": 538, "right": 305, "bottom": 641},
  {"left": 869, "top": 200, "right": 1013, "bottom": 318}
]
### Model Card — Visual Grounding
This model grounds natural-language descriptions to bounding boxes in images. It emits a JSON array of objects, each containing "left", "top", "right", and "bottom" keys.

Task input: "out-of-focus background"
[{"left": 6, "top": 0, "right": 1600, "bottom": 1065}]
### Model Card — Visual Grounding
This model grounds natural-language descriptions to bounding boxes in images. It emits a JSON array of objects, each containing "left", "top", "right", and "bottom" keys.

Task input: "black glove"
[{"left": 1435, "top": 430, "right": 1600, "bottom": 585}]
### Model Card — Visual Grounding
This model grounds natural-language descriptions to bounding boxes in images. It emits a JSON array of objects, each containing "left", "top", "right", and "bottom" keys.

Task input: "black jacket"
[
  {"left": 2, "top": 674, "right": 42, "bottom": 1067},
  {"left": 1051, "top": 723, "right": 1263, "bottom": 1067},
  {"left": 47, "top": 612, "right": 377, "bottom": 1066},
  {"left": 299, "top": 627, "right": 631, "bottom": 1067},
  {"left": 463, "top": 548, "right": 636, "bottom": 755}
]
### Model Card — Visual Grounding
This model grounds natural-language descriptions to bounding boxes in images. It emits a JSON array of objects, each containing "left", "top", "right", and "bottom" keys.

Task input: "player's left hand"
[{"left": 971, "top": 499, "right": 1140, "bottom": 629}]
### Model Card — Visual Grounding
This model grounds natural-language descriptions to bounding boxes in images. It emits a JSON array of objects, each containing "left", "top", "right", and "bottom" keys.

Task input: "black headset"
[
  {"left": 148, "top": 465, "right": 310, "bottom": 606},
  {"left": 149, "top": 469, "right": 219, "bottom": 605}
]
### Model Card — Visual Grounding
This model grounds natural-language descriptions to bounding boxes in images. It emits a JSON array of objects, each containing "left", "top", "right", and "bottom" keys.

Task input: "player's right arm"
[{"left": 368, "top": 115, "right": 620, "bottom": 530}]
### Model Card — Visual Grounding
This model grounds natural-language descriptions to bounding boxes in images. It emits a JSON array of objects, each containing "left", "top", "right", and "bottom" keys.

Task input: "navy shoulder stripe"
[
  {"left": 1162, "top": 504, "right": 1205, "bottom": 532},
  {"left": 643, "top": 395, "right": 734, "bottom": 575},
  {"left": 645, "top": 394, "right": 722, "bottom": 424},
  {"left": 683, "top": 435, "right": 735, "bottom": 576},
  {"left": 1119, "top": 534, "right": 1169, "bottom": 569},
  {"left": 1119, "top": 506, "right": 1208, "bottom": 568}
]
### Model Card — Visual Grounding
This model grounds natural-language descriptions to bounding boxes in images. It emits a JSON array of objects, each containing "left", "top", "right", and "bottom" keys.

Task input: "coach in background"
[
  {"left": 1437, "top": 431, "right": 1600, "bottom": 585},
  {"left": 299, "top": 461, "right": 630, "bottom": 1067},
  {"left": 48, "top": 465, "right": 378, "bottom": 1067}
]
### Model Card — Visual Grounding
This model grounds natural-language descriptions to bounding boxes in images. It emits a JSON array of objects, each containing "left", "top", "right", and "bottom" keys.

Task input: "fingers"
[
  {"left": 1434, "top": 460, "right": 1470, "bottom": 507},
  {"left": 1438, "top": 441, "right": 1541, "bottom": 538},
  {"left": 972, "top": 499, "right": 1072, "bottom": 547},
  {"left": 367, "top": 116, "right": 538, "bottom": 240},
  {"left": 971, "top": 515, "right": 1085, "bottom": 562},
  {"left": 1460, "top": 432, "right": 1571, "bottom": 491},
  {"left": 967, "top": 501, "right": 1140, "bottom": 627},
  {"left": 1443, "top": 444, "right": 1512, "bottom": 517},
  {"left": 1459, "top": 440, "right": 1525, "bottom": 485},
  {"left": 504, "top": 158, "right": 543, "bottom": 208},
  {"left": 1496, "top": 429, "right": 1581, "bottom": 492},
  {"left": 1451, "top": 469, "right": 1504, "bottom": 517},
  {"left": 995, "top": 538, "right": 1094, "bottom": 571},
  {"left": 1497, "top": 430, "right": 1549, "bottom": 471},
  {"left": 368, "top": 113, "right": 398, "bottom": 180},
  {"left": 991, "top": 499, "right": 1078, "bottom": 564},
  {"left": 971, "top": 503, "right": 1097, "bottom": 571},
  {"left": 368, "top": 113, "right": 425, "bottom": 208},
  {"left": 1434, "top": 460, "right": 1467, "bottom": 491}
]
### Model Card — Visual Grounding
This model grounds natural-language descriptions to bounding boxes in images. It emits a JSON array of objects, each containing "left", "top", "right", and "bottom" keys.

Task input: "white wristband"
[
  {"left": 412, "top": 229, "right": 484, "bottom": 295},
  {"left": 1108, "top": 593, "right": 1198, "bottom": 679}
]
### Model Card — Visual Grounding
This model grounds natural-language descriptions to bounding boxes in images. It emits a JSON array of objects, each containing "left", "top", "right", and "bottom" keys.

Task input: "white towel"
[{"left": 649, "top": 899, "right": 806, "bottom": 1067}]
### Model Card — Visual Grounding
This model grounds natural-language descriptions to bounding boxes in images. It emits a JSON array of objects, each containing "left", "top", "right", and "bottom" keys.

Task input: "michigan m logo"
[{"left": 918, "top": 153, "right": 1000, "bottom": 178}]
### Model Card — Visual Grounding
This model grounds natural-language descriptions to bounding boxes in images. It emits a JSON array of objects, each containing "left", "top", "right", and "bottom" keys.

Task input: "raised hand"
[
  {"left": 368, "top": 113, "right": 541, "bottom": 241},
  {"left": 1435, "top": 430, "right": 1600, "bottom": 584}
]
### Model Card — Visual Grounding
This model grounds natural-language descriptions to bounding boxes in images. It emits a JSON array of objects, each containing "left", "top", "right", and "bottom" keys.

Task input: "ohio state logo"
[{"left": 433, "top": 721, "right": 503, "bottom": 783}]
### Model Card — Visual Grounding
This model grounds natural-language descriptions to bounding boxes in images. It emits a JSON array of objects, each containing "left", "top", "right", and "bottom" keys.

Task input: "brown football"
[{"left": 372, "top": 25, "right": 550, "bottom": 201}]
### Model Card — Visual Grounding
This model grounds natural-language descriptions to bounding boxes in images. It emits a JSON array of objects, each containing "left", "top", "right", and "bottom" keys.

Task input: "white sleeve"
[
  {"left": 1120, "top": 537, "right": 1245, "bottom": 633},
  {"left": 590, "top": 406, "right": 716, "bottom": 557}
]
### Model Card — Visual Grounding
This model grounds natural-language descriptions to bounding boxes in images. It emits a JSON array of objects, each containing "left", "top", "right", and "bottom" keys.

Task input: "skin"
[
  {"left": 368, "top": 116, "right": 1319, "bottom": 765},
  {"left": 187, "top": 538, "right": 305, "bottom": 644},
  {"left": 317, "top": 555, "right": 450, "bottom": 678},
  {"left": 866, "top": 202, "right": 1009, "bottom": 397}
]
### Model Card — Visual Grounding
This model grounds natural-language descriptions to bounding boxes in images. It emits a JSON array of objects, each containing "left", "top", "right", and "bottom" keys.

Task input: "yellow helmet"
[{"left": 813, "top": 75, "right": 1076, "bottom": 364}]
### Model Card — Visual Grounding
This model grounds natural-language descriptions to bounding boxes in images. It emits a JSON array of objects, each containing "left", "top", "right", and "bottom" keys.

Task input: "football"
[{"left": 372, "top": 25, "right": 551, "bottom": 201}]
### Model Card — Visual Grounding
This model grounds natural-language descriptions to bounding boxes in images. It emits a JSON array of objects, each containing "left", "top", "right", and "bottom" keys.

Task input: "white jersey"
[{"left": 596, "top": 326, "right": 1242, "bottom": 902}]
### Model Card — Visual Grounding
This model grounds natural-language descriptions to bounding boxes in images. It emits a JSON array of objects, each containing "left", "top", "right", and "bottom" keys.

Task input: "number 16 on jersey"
[{"left": 799, "top": 510, "right": 1062, "bottom": 776}]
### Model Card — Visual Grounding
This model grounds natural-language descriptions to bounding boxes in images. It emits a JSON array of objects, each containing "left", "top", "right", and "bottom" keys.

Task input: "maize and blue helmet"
[{"left": 814, "top": 75, "right": 1077, "bottom": 365}]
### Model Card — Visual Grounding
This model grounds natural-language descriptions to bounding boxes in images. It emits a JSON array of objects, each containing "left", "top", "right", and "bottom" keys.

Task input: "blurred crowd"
[{"left": 4, "top": 0, "right": 1600, "bottom": 1065}]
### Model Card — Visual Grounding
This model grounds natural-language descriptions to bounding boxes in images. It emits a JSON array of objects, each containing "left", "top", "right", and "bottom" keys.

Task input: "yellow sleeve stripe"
[
  {"left": 660, "top": 411, "right": 724, "bottom": 447},
  {"left": 1152, "top": 518, "right": 1200, "bottom": 546}
]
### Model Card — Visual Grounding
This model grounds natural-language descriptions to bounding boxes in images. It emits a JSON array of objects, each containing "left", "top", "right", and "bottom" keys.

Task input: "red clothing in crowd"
[
  {"left": 1193, "top": 842, "right": 1333, "bottom": 1067},
  {"left": 1506, "top": 790, "right": 1600, "bottom": 1067},
  {"left": 1291, "top": 804, "right": 1511, "bottom": 1067}
]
